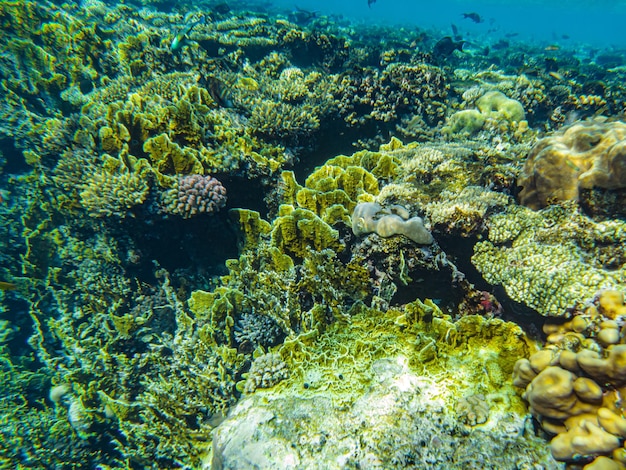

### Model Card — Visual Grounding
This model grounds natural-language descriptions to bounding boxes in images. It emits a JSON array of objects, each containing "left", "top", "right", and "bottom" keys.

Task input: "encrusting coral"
[{"left": 472, "top": 203, "right": 626, "bottom": 316}]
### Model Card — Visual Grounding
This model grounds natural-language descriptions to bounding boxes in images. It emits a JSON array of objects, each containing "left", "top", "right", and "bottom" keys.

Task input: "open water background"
[{"left": 268, "top": 0, "right": 626, "bottom": 49}]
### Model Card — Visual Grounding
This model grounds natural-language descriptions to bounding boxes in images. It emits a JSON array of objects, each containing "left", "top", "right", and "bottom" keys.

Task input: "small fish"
[
  {"left": 549, "top": 71, "right": 564, "bottom": 80},
  {"left": 505, "top": 32, "right": 519, "bottom": 38},
  {"left": 545, "top": 44, "right": 560, "bottom": 51},
  {"left": 368, "top": 0, "right": 376, "bottom": 7},
  {"left": 433, "top": 36, "right": 464, "bottom": 57},
  {"left": 409, "top": 31, "right": 428, "bottom": 47},
  {"left": 493, "top": 39, "right": 509, "bottom": 51},
  {"left": 171, "top": 15, "right": 206, "bottom": 52},
  {"left": 564, "top": 158, "right": 580, "bottom": 172},
  {"left": 0, "top": 281, "right": 16, "bottom": 291},
  {"left": 288, "top": 7, "right": 319, "bottom": 25},
  {"left": 205, "top": 76, "right": 234, "bottom": 108},
  {"left": 462, "top": 12, "right": 483, "bottom": 23}
]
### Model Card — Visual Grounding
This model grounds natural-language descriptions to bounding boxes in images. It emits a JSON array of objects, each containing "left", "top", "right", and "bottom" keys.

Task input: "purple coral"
[{"left": 177, "top": 174, "right": 227, "bottom": 218}]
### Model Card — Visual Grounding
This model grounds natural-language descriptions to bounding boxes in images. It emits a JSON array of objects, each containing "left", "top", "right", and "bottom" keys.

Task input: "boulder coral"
[
  {"left": 476, "top": 90, "right": 526, "bottom": 122},
  {"left": 518, "top": 119, "right": 626, "bottom": 209},
  {"left": 443, "top": 90, "right": 525, "bottom": 136}
]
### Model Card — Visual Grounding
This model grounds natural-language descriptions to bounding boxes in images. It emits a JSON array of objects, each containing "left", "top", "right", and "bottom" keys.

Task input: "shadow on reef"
[
  {"left": 115, "top": 208, "right": 239, "bottom": 289},
  {"left": 437, "top": 233, "right": 552, "bottom": 339},
  {"left": 0, "top": 138, "right": 28, "bottom": 175}
]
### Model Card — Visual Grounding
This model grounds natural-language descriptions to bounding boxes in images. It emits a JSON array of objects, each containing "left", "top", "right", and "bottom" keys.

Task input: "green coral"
[
  {"left": 472, "top": 203, "right": 626, "bottom": 316},
  {"left": 476, "top": 90, "right": 526, "bottom": 122},
  {"left": 272, "top": 297, "right": 532, "bottom": 419},
  {"left": 79, "top": 154, "right": 150, "bottom": 217},
  {"left": 443, "top": 91, "right": 525, "bottom": 137},
  {"left": 280, "top": 147, "right": 399, "bottom": 226},
  {"left": 442, "top": 109, "right": 485, "bottom": 135},
  {"left": 271, "top": 205, "right": 343, "bottom": 258}
]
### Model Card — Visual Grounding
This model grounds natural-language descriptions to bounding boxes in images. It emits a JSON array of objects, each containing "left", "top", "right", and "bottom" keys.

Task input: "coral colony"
[{"left": 0, "top": 0, "right": 625, "bottom": 468}]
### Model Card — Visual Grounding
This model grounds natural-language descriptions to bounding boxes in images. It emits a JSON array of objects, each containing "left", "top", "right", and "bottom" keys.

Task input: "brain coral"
[{"left": 518, "top": 119, "right": 626, "bottom": 209}]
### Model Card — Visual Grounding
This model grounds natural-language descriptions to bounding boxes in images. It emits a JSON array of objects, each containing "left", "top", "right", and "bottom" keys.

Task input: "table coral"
[{"left": 518, "top": 119, "right": 626, "bottom": 209}]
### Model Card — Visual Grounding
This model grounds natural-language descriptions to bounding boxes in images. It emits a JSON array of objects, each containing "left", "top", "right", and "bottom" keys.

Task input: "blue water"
[{"left": 269, "top": 0, "right": 626, "bottom": 48}]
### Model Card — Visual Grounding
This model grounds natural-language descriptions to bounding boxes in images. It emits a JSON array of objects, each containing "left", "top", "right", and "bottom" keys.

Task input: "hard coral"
[
  {"left": 476, "top": 90, "right": 526, "bottom": 122},
  {"left": 352, "top": 202, "right": 433, "bottom": 245},
  {"left": 472, "top": 203, "right": 626, "bottom": 317},
  {"left": 175, "top": 174, "right": 227, "bottom": 218},
  {"left": 513, "top": 290, "right": 626, "bottom": 466},
  {"left": 518, "top": 119, "right": 626, "bottom": 209},
  {"left": 242, "top": 353, "right": 289, "bottom": 393}
]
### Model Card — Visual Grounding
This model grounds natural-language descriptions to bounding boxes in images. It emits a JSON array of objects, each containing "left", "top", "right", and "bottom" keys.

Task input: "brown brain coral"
[{"left": 518, "top": 120, "right": 626, "bottom": 209}]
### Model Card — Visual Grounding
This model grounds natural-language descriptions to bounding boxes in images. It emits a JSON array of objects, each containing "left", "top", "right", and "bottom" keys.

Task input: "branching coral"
[{"left": 79, "top": 156, "right": 150, "bottom": 218}]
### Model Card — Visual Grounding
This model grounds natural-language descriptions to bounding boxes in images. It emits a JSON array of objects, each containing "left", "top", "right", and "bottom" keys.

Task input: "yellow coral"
[
  {"left": 79, "top": 155, "right": 149, "bottom": 217},
  {"left": 476, "top": 90, "right": 526, "bottom": 122},
  {"left": 552, "top": 419, "right": 621, "bottom": 462},
  {"left": 270, "top": 205, "right": 342, "bottom": 258},
  {"left": 518, "top": 120, "right": 626, "bottom": 209}
]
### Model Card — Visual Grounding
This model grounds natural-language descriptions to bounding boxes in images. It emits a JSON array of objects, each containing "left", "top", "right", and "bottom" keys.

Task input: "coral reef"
[
  {"left": 472, "top": 203, "right": 626, "bottom": 316},
  {"left": 4, "top": 0, "right": 626, "bottom": 468},
  {"left": 513, "top": 290, "right": 626, "bottom": 467},
  {"left": 351, "top": 202, "right": 433, "bottom": 245},
  {"left": 518, "top": 119, "right": 626, "bottom": 209},
  {"left": 213, "top": 300, "right": 550, "bottom": 469},
  {"left": 169, "top": 174, "right": 227, "bottom": 218}
]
